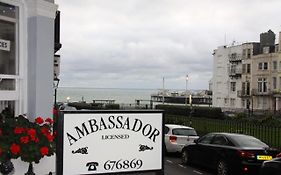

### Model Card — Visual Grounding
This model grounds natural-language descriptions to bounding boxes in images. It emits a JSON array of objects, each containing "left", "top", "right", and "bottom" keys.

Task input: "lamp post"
[
  {"left": 162, "top": 77, "right": 165, "bottom": 104},
  {"left": 53, "top": 77, "right": 60, "bottom": 106},
  {"left": 185, "top": 74, "right": 189, "bottom": 105}
]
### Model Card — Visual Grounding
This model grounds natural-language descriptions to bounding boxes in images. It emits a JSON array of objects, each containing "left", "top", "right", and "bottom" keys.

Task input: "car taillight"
[
  {"left": 169, "top": 136, "right": 177, "bottom": 143},
  {"left": 276, "top": 153, "right": 281, "bottom": 158},
  {"left": 237, "top": 150, "right": 255, "bottom": 159}
]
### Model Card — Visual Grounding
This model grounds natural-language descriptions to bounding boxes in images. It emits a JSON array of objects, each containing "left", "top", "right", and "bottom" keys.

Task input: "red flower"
[
  {"left": 34, "top": 137, "right": 39, "bottom": 143},
  {"left": 40, "top": 147, "right": 49, "bottom": 156},
  {"left": 14, "top": 127, "right": 25, "bottom": 134},
  {"left": 35, "top": 117, "right": 44, "bottom": 124},
  {"left": 27, "top": 128, "right": 36, "bottom": 137},
  {"left": 41, "top": 127, "right": 49, "bottom": 135},
  {"left": 10, "top": 143, "right": 20, "bottom": 155},
  {"left": 30, "top": 135, "right": 37, "bottom": 142},
  {"left": 45, "top": 118, "right": 53, "bottom": 124},
  {"left": 46, "top": 134, "right": 54, "bottom": 142},
  {"left": 20, "top": 136, "right": 29, "bottom": 144},
  {"left": 0, "top": 147, "right": 2, "bottom": 155}
]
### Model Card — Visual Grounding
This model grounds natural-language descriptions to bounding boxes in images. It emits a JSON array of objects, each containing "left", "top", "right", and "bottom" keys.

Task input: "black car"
[
  {"left": 181, "top": 132, "right": 279, "bottom": 175},
  {"left": 260, "top": 153, "right": 281, "bottom": 175}
]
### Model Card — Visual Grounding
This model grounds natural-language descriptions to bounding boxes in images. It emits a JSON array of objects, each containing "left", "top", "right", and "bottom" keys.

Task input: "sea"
[{"left": 57, "top": 87, "right": 158, "bottom": 105}]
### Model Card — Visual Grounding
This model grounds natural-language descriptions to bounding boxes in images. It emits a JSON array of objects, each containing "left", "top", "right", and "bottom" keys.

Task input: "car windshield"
[
  {"left": 172, "top": 128, "right": 197, "bottom": 136},
  {"left": 230, "top": 135, "right": 268, "bottom": 147}
]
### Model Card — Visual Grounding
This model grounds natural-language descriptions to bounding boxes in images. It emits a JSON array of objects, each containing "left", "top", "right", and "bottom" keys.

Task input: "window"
[
  {"left": 258, "top": 62, "right": 268, "bottom": 70},
  {"left": 230, "top": 53, "right": 236, "bottom": 60},
  {"left": 279, "top": 77, "right": 281, "bottom": 89},
  {"left": 273, "top": 61, "right": 277, "bottom": 71},
  {"left": 264, "top": 62, "right": 268, "bottom": 70},
  {"left": 230, "top": 98, "right": 235, "bottom": 106},
  {"left": 230, "top": 64, "right": 236, "bottom": 74},
  {"left": 231, "top": 135, "right": 267, "bottom": 147},
  {"left": 246, "top": 82, "right": 250, "bottom": 95},
  {"left": 230, "top": 82, "right": 236, "bottom": 92},
  {"left": 242, "top": 64, "right": 246, "bottom": 73},
  {"left": 258, "top": 78, "right": 267, "bottom": 93},
  {"left": 247, "top": 49, "right": 251, "bottom": 58},
  {"left": 224, "top": 98, "right": 228, "bottom": 105},
  {"left": 247, "top": 64, "right": 251, "bottom": 73},
  {"left": 258, "top": 63, "right": 263, "bottom": 70},
  {"left": 172, "top": 128, "right": 197, "bottom": 136},
  {"left": 199, "top": 134, "right": 214, "bottom": 144},
  {"left": 273, "top": 77, "right": 277, "bottom": 90},
  {"left": 212, "top": 135, "right": 228, "bottom": 145},
  {"left": 242, "top": 82, "right": 250, "bottom": 95},
  {"left": 246, "top": 99, "right": 250, "bottom": 109},
  {"left": 0, "top": 2, "right": 20, "bottom": 115},
  {"left": 242, "top": 49, "right": 246, "bottom": 59}
]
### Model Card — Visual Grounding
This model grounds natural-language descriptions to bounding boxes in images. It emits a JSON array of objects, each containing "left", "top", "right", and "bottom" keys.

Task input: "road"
[
  {"left": 127, "top": 154, "right": 215, "bottom": 175},
  {"left": 164, "top": 155, "right": 214, "bottom": 175}
]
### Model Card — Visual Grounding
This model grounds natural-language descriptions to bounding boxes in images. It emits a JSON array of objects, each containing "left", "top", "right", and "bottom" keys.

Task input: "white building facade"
[
  {"left": 213, "top": 30, "right": 281, "bottom": 113},
  {"left": 212, "top": 44, "right": 243, "bottom": 111},
  {"left": 0, "top": 0, "right": 58, "bottom": 173}
]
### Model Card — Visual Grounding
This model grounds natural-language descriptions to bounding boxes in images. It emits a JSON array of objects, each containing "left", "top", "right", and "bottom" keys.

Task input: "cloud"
[{"left": 55, "top": 0, "right": 281, "bottom": 89}]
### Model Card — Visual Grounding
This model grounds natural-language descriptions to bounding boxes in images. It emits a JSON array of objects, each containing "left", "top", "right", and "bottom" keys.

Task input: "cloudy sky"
[{"left": 55, "top": 0, "right": 281, "bottom": 90}]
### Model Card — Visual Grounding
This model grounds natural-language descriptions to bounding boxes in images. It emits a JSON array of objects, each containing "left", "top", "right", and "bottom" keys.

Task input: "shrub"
[{"left": 155, "top": 105, "right": 224, "bottom": 119}]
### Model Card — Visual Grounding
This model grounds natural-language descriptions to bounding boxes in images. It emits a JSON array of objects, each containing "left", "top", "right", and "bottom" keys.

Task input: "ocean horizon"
[{"left": 57, "top": 87, "right": 161, "bottom": 104}]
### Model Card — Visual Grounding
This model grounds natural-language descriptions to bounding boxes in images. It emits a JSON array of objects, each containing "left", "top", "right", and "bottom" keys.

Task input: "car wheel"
[
  {"left": 181, "top": 149, "right": 189, "bottom": 165},
  {"left": 217, "top": 160, "right": 229, "bottom": 175}
]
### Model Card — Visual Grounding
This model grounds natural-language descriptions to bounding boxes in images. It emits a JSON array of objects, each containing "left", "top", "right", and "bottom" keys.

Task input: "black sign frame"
[{"left": 56, "top": 110, "right": 164, "bottom": 175}]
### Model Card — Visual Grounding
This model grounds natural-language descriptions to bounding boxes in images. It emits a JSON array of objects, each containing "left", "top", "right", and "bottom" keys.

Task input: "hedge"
[{"left": 155, "top": 104, "right": 224, "bottom": 119}]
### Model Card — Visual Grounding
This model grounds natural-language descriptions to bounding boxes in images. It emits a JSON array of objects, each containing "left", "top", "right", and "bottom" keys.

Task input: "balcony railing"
[
  {"left": 229, "top": 68, "right": 242, "bottom": 77},
  {"left": 237, "top": 90, "right": 251, "bottom": 97},
  {"left": 272, "top": 90, "right": 281, "bottom": 96},
  {"left": 252, "top": 89, "right": 272, "bottom": 96},
  {"left": 229, "top": 53, "right": 242, "bottom": 62}
]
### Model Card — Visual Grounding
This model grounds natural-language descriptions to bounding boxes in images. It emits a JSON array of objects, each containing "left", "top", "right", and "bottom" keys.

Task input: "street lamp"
[
  {"left": 185, "top": 74, "right": 189, "bottom": 105},
  {"left": 66, "top": 96, "right": 70, "bottom": 103},
  {"left": 53, "top": 77, "right": 60, "bottom": 106}
]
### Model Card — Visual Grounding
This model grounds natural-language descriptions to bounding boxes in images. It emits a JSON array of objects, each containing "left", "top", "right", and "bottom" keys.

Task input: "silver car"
[{"left": 164, "top": 124, "right": 199, "bottom": 153}]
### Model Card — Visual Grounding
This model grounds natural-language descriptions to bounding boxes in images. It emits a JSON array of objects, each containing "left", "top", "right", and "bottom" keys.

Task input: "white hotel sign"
[
  {"left": 0, "top": 39, "right": 10, "bottom": 51},
  {"left": 57, "top": 111, "right": 164, "bottom": 175}
]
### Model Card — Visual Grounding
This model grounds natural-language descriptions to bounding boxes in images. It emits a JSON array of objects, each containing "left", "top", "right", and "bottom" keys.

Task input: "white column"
[{"left": 25, "top": 0, "right": 58, "bottom": 120}]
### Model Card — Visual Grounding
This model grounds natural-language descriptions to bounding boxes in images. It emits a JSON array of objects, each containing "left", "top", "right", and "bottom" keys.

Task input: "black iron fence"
[{"left": 165, "top": 115, "right": 281, "bottom": 151}]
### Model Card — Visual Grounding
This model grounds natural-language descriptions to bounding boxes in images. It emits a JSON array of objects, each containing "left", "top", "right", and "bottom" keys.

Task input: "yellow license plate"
[{"left": 257, "top": 155, "right": 272, "bottom": 160}]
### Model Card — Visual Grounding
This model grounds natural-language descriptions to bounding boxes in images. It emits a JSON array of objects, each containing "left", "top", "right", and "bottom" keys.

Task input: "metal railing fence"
[{"left": 165, "top": 115, "right": 281, "bottom": 150}]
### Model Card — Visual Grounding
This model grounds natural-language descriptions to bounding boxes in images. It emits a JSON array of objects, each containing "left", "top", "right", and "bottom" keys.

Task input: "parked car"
[
  {"left": 181, "top": 132, "right": 279, "bottom": 175},
  {"left": 164, "top": 124, "right": 199, "bottom": 153},
  {"left": 260, "top": 152, "right": 281, "bottom": 175}
]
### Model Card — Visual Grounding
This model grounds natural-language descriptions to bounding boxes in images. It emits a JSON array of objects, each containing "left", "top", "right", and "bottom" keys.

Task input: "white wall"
[
  {"left": 2, "top": 0, "right": 58, "bottom": 174},
  {"left": 212, "top": 45, "right": 243, "bottom": 109}
]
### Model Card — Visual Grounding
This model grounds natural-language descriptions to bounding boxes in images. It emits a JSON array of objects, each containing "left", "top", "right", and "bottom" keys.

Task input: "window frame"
[{"left": 0, "top": 0, "right": 27, "bottom": 116}]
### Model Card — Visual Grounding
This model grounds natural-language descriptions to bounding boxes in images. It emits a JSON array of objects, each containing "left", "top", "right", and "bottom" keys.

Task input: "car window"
[
  {"left": 172, "top": 128, "right": 197, "bottom": 136},
  {"left": 230, "top": 135, "right": 268, "bottom": 147},
  {"left": 212, "top": 135, "right": 229, "bottom": 145},
  {"left": 164, "top": 126, "right": 169, "bottom": 134},
  {"left": 198, "top": 134, "right": 214, "bottom": 144}
]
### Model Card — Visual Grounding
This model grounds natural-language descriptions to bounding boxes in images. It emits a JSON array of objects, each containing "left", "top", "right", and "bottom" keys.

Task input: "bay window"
[{"left": 0, "top": 2, "right": 20, "bottom": 116}]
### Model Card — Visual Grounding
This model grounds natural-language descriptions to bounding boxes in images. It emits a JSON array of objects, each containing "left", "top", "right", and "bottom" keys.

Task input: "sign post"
[{"left": 56, "top": 110, "right": 164, "bottom": 175}]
